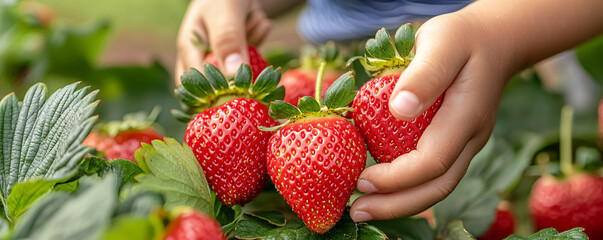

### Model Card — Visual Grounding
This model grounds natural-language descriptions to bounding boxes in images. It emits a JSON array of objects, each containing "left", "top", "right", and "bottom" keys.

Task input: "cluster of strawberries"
[{"left": 176, "top": 24, "right": 441, "bottom": 234}]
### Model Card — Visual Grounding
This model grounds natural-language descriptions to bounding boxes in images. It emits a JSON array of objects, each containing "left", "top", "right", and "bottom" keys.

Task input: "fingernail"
[
  {"left": 352, "top": 211, "right": 373, "bottom": 222},
  {"left": 224, "top": 53, "right": 242, "bottom": 76},
  {"left": 357, "top": 179, "right": 378, "bottom": 193},
  {"left": 390, "top": 91, "right": 420, "bottom": 118}
]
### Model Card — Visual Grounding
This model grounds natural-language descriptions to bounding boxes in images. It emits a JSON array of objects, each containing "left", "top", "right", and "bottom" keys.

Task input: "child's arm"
[{"left": 350, "top": 0, "right": 603, "bottom": 222}]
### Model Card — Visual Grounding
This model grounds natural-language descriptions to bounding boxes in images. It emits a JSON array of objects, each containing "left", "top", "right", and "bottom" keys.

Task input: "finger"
[
  {"left": 350, "top": 134, "right": 484, "bottom": 222},
  {"left": 246, "top": 10, "right": 272, "bottom": 46},
  {"left": 388, "top": 19, "right": 471, "bottom": 121},
  {"left": 174, "top": 58, "right": 185, "bottom": 86},
  {"left": 356, "top": 51, "right": 505, "bottom": 194},
  {"left": 204, "top": 0, "right": 251, "bottom": 76},
  {"left": 177, "top": 0, "right": 208, "bottom": 72}
]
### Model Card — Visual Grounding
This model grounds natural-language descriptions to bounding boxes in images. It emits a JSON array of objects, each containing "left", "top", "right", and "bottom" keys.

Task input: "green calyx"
[
  {"left": 172, "top": 64, "right": 284, "bottom": 122},
  {"left": 347, "top": 23, "right": 415, "bottom": 76},
  {"left": 259, "top": 69, "right": 356, "bottom": 132},
  {"left": 96, "top": 106, "right": 161, "bottom": 136}
]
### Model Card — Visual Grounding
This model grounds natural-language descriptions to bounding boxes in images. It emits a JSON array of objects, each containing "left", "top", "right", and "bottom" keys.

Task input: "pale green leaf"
[
  {"left": 134, "top": 138, "right": 214, "bottom": 217},
  {"left": 7, "top": 179, "right": 56, "bottom": 221},
  {"left": 102, "top": 215, "right": 163, "bottom": 240},
  {"left": 0, "top": 82, "right": 98, "bottom": 220},
  {"left": 10, "top": 176, "right": 117, "bottom": 240}
]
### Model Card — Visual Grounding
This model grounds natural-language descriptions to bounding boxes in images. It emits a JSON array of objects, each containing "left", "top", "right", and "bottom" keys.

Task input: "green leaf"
[
  {"left": 262, "top": 85, "right": 286, "bottom": 103},
  {"left": 268, "top": 100, "right": 301, "bottom": 120},
  {"left": 321, "top": 209, "right": 357, "bottom": 240},
  {"left": 369, "top": 217, "right": 434, "bottom": 240},
  {"left": 434, "top": 178, "right": 499, "bottom": 237},
  {"left": 324, "top": 72, "right": 356, "bottom": 109},
  {"left": 203, "top": 64, "right": 229, "bottom": 91},
  {"left": 248, "top": 211, "right": 286, "bottom": 226},
  {"left": 6, "top": 179, "right": 56, "bottom": 221},
  {"left": 10, "top": 176, "right": 118, "bottom": 240},
  {"left": 53, "top": 180, "right": 78, "bottom": 193},
  {"left": 234, "top": 64, "right": 253, "bottom": 89},
  {"left": 444, "top": 220, "right": 476, "bottom": 240},
  {"left": 252, "top": 67, "right": 281, "bottom": 96},
  {"left": 102, "top": 215, "right": 162, "bottom": 240},
  {"left": 357, "top": 223, "right": 387, "bottom": 240},
  {"left": 79, "top": 157, "right": 110, "bottom": 176},
  {"left": 365, "top": 28, "right": 395, "bottom": 60},
  {"left": 109, "top": 159, "right": 144, "bottom": 191},
  {"left": 181, "top": 68, "right": 215, "bottom": 98},
  {"left": 116, "top": 190, "right": 164, "bottom": 217},
  {"left": 504, "top": 227, "right": 587, "bottom": 240},
  {"left": 234, "top": 214, "right": 280, "bottom": 239},
  {"left": 575, "top": 146, "right": 601, "bottom": 171},
  {"left": 134, "top": 138, "right": 214, "bottom": 217},
  {"left": 175, "top": 85, "right": 203, "bottom": 107},
  {"left": 297, "top": 96, "right": 321, "bottom": 113},
  {"left": 0, "top": 82, "right": 98, "bottom": 219},
  {"left": 394, "top": 24, "right": 415, "bottom": 57}
]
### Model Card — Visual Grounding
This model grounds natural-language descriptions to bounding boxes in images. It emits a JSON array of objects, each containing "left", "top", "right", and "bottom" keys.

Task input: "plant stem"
[
  {"left": 560, "top": 105, "right": 574, "bottom": 176},
  {"left": 315, "top": 61, "right": 327, "bottom": 107}
]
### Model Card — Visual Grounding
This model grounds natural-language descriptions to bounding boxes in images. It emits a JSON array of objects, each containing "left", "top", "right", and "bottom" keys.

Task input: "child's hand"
[
  {"left": 349, "top": 12, "right": 515, "bottom": 222},
  {"left": 175, "top": 0, "right": 271, "bottom": 84}
]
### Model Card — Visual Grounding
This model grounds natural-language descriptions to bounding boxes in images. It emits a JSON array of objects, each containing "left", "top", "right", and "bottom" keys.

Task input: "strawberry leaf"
[
  {"left": 234, "top": 64, "right": 252, "bottom": 90},
  {"left": 203, "top": 64, "right": 229, "bottom": 91},
  {"left": 268, "top": 100, "right": 301, "bottom": 120},
  {"left": 102, "top": 215, "right": 162, "bottom": 240},
  {"left": 357, "top": 223, "right": 387, "bottom": 240},
  {"left": 11, "top": 176, "right": 118, "bottom": 240},
  {"left": 6, "top": 179, "right": 56, "bottom": 222},
  {"left": 134, "top": 138, "right": 214, "bottom": 217},
  {"left": 324, "top": 72, "right": 356, "bottom": 109},
  {"left": 297, "top": 96, "right": 321, "bottom": 113},
  {"left": 115, "top": 190, "right": 164, "bottom": 217},
  {"left": 503, "top": 227, "right": 587, "bottom": 240},
  {"left": 262, "top": 85, "right": 286, "bottom": 103},
  {"left": 252, "top": 67, "right": 281, "bottom": 96},
  {"left": 368, "top": 217, "right": 433, "bottom": 240},
  {"left": 445, "top": 220, "right": 476, "bottom": 240},
  {"left": 394, "top": 24, "right": 414, "bottom": 57},
  {"left": 248, "top": 211, "right": 286, "bottom": 226},
  {"left": 181, "top": 68, "right": 215, "bottom": 98},
  {"left": 0, "top": 82, "right": 98, "bottom": 221},
  {"left": 365, "top": 28, "right": 395, "bottom": 60}
]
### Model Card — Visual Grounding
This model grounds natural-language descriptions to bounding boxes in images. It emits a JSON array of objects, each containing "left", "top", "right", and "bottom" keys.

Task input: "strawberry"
[
  {"left": 204, "top": 46, "right": 269, "bottom": 81},
  {"left": 279, "top": 43, "right": 344, "bottom": 106},
  {"left": 261, "top": 68, "right": 366, "bottom": 233},
  {"left": 350, "top": 24, "right": 444, "bottom": 163},
  {"left": 175, "top": 64, "right": 284, "bottom": 206},
  {"left": 529, "top": 106, "right": 603, "bottom": 239},
  {"left": 83, "top": 107, "right": 163, "bottom": 163},
  {"left": 477, "top": 201, "right": 516, "bottom": 240},
  {"left": 163, "top": 207, "right": 225, "bottom": 240}
]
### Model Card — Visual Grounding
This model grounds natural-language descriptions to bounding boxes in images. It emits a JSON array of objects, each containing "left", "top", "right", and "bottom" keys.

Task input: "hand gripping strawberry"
[{"left": 350, "top": 24, "right": 443, "bottom": 163}]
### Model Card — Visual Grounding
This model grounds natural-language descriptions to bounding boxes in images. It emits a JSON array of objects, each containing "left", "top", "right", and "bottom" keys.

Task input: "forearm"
[{"left": 463, "top": 0, "right": 603, "bottom": 71}]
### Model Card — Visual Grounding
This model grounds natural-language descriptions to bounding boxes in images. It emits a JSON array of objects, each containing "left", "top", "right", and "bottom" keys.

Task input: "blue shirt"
[{"left": 297, "top": 0, "right": 473, "bottom": 43}]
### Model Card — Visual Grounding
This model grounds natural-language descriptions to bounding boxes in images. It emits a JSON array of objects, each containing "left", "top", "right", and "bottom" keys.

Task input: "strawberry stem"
[
  {"left": 560, "top": 105, "right": 574, "bottom": 176},
  {"left": 315, "top": 61, "right": 327, "bottom": 106}
]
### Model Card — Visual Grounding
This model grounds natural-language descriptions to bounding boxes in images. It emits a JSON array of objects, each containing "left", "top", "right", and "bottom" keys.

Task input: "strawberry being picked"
[
  {"left": 529, "top": 106, "right": 603, "bottom": 239},
  {"left": 350, "top": 24, "right": 443, "bottom": 163},
  {"left": 261, "top": 66, "right": 366, "bottom": 234},
  {"left": 83, "top": 107, "right": 163, "bottom": 163},
  {"left": 279, "top": 42, "right": 344, "bottom": 106},
  {"left": 163, "top": 207, "right": 225, "bottom": 240},
  {"left": 174, "top": 64, "right": 284, "bottom": 206},
  {"left": 204, "top": 46, "right": 269, "bottom": 81}
]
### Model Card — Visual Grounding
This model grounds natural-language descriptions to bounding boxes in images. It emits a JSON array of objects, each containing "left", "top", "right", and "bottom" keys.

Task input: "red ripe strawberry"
[
  {"left": 262, "top": 71, "right": 366, "bottom": 233},
  {"left": 279, "top": 43, "right": 344, "bottom": 106},
  {"left": 204, "top": 46, "right": 268, "bottom": 81},
  {"left": 185, "top": 98, "right": 277, "bottom": 206},
  {"left": 529, "top": 174, "right": 603, "bottom": 239},
  {"left": 175, "top": 64, "right": 284, "bottom": 206},
  {"left": 163, "top": 208, "right": 225, "bottom": 240},
  {"left": 350, "top": 24, "right": 443, "bottom": 163},
  {"left": 478, "top": 201, "right": 516, "bottom": 240},
  {"left": 83, "top": 108, "right": 163, "bottom": 163}
]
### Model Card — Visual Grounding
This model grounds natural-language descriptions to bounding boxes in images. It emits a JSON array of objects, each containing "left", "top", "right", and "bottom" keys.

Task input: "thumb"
[
  {"left": 204, "top": 0, "right": 250, "bottom": 76},
  {"left": 388, "top": 22, "right": 470, "bottom": 121}
]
